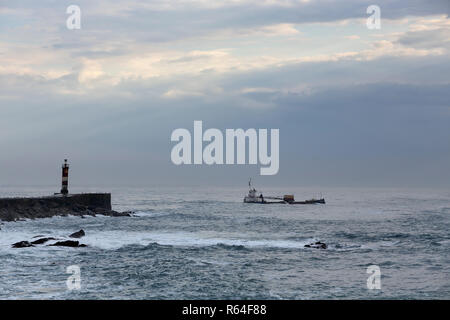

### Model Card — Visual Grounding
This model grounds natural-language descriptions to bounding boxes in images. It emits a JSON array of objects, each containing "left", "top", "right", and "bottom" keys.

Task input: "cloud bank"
[{"left": 0, "top": 0, "right": 449, "bottom": 187}]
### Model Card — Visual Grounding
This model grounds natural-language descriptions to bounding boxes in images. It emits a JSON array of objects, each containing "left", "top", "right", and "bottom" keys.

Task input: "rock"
[
  {"left": 111, "top": 211, "right": 131, "bottom": 217},
  {"left": 12, "top": 241, "right": 34, "bottom": 248},
  {"left": 49, "top": 240, "right": 86, "bottom": 247},
  {"left": 31, "top": 237, "right": 56, "bottom": 245},
  {"left": 305, "top": 241, "right": 327, "bottom": 249},
  {"left": 69, "top": 229, "right": 85, "bottom": 238}
]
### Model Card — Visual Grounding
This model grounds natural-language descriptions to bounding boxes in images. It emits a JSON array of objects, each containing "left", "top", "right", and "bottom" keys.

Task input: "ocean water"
[{"left": 0, "top": 186, "right": 449, "bottom": 299}]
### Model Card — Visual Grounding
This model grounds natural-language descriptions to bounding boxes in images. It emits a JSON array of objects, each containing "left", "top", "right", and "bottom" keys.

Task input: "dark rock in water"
[
  {"left": 32, "top": 235, "right": 46, "bottom": 238},
  {"left": 12, "top": 241, "right": 34, "bottom": 248},
  {"left": 112, "top": 211, "right": 131, "bottom": 217},
  {"left": 49, "top": 240, "right": 86, "bottom": 247},
  {"left": 69, "top": 229, "right": 85, "bottom": 238},
  {"left": 96, "top": 208, "right": 131, "bottom": 217},
  {"left": 31, "top": 237, "right": 56, "bottom": 245},
  {"left": 304, "top": 241, "right": 327, "bottom": 249}
]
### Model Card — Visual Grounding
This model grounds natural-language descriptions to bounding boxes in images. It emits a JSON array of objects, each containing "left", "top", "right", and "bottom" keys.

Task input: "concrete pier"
[{"left": 0, "top": 193, "right": 128, "bottom": 222}]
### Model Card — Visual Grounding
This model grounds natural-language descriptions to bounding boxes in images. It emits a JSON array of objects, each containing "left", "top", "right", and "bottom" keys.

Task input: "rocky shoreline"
[
  {"left": 0, "top": 206, "right": 131, "bottom": 222},
  {"left": 0, "top": 193, "right": 131, "bottom": 222}
]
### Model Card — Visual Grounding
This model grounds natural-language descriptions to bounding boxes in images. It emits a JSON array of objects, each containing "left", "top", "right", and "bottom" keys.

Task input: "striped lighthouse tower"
[{"left": 61, "top": 159, "right": 69, "bottom": 195}]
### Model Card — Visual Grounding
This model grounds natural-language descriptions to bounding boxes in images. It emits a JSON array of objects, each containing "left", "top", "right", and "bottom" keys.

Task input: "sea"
[{"left": 0, "top": 186, "right": 449, "bottom": 299}]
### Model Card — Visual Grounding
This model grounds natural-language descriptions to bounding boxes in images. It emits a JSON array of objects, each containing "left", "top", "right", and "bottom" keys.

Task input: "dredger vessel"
[{"left": 243, "top": 179, "right": 325, "bottom": 204}]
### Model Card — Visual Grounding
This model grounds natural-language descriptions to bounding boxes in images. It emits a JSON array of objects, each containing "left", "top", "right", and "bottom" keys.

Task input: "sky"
[{"left": 0, "top": 0, "right": 449, "bottom": 188}]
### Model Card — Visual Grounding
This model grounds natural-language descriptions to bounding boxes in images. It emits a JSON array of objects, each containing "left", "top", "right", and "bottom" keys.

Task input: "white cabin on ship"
[{"left": 243, "top": 179, "right": 265, "bottom": 203}]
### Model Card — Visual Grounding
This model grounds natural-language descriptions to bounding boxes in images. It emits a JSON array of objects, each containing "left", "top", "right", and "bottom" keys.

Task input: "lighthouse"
[{"left": 61, "top": 159, "right": 69, "bottom": 195}]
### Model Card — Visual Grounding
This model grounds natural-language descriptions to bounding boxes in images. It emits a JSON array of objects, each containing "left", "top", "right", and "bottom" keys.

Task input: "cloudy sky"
[{"left": 0, "top": 0, "right": 449, "bottom": 188}]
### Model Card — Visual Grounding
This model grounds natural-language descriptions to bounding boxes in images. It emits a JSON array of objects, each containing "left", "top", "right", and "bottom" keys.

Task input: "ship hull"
[
  {"left": 243, "top": 198, "right": 325, "bottom": 204},
  {"left": 243, "top": 197, "right": 265, "bottom": 203},
  {"left": 289, "top": 198, "right": 326, "bottom": 204}
]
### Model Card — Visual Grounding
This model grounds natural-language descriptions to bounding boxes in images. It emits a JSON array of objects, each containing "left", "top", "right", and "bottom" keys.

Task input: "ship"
[{"left": 243, "top": 179, "right": 325, "bottom": 204}]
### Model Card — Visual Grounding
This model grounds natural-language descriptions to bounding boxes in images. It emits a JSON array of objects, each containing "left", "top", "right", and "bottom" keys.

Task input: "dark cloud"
[
  {"left": 3, "top": 0, "right": 449, "bottom": 46},
  {"left": 69, "top": 0, "right": 450, "bottom": 45},
  {"left": 397, "top": 28, "right": 450, "bottom": 49},
  {"left": 1, "top": 53, "right": 449, "bottom": 187}
]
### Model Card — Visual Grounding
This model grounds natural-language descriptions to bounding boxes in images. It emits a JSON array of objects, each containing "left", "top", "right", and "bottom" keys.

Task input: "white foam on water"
[
  {"left": 132, "top": 211, "right": 173, "bottom": 217},
  {"left": 1, "top": 221, "right": 316, "bottom": 251},
  {"left": 79, "top": 231, "right": 315, "bottom": 250}
]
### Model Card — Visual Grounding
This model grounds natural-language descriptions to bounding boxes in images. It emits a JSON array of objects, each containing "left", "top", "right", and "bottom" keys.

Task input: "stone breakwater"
[{"left": 0, "top": 193, "right": 130, "bottom": 222}]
